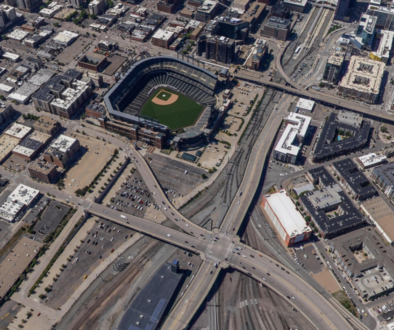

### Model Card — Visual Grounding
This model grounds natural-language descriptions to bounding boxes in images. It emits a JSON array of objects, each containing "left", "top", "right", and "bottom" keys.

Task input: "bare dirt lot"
[
  {"left": 312, "top": 268, "right": 341, "bottom": 293},
  {"left": 64, "top": 133, "right": 115, "bottom": 195}
]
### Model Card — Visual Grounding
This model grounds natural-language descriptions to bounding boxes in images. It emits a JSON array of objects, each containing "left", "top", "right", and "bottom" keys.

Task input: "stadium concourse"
[{"left": 103, "top": 56, "right": 222, "bottom": 150}]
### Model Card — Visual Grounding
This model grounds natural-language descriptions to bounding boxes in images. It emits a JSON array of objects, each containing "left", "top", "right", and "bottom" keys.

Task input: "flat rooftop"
[
  {"left": 4, "top": 123, "right": 31, "bottom": 140},
  {"left": 264, "top": 190, "right": 311, "bottom": 238},
  {"left": 339, "top": 56, "right": 385, "bottom": 95},
  {"left": 118, "top": 262, "right": 182, "bottom": 330},
  {"left": 283, "top": 0, "right": 308, "bottom": 6},
  {"left": 0, "top": 135, "right": 19, "bottom": 162},
  {"left": 50, "top": 134, "right": 77, "bottom": 153},
  {"left": 296, "top": 98, "right": 315, "bottom": 111},
  {"left": 328, "top": 51, "right": 345, "bottom": 66},
  {"left": 274, "top": 113, "right": 311, "bottom": 156},
  {"left": 152, "top": 28, "right": 174, "bottom": 41},
  {"left": 361, "top": 197, "right": 394, "bottom": 242},
  {"left": 338, "top": 110, "right": 363, "bottom": 127},
  {"left": 357, "top": 153, "right": 387, "bottom": 168},
  {"left": 0, "top": 237, "right": 43, "bottom": 299},
  {"left": 354, "top": 268, "right": 394, "bottom": 298},
  {"left": 333, "top": 158, "right": 377, "bottom": 197}
]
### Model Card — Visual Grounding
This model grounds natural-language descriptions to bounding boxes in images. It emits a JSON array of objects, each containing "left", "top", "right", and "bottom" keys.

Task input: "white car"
[{"left": 167, "top": 234, "right": 171, "bottom": 237}]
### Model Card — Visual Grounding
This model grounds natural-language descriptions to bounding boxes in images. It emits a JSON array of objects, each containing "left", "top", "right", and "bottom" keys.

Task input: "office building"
[
  {"left": 28, "top": 160, "right": 59, "bottom": 183},
  {"left": 4, "top": 123, "right": 31, "bottom": 140},
  {"left": 312, "top": 112, "right": 370, "bottom": 162},
  {"left": 32, "top": 69, "right": 92, "bottom": 119},
  {"left": 33, "top": 116, "right": 61, "bottom": 136},
  {"left": 68, "top": 0, "right": 83, "bottom": 8},
  {"left": 260, "top": 17, "right": 291, "bottom": 41},
  {"left": 217, "top": 18, "right": 249, "bottom": 41},
  {"left": 89, "top": 0, "right": 106, "bottom": 16},
  {"left": 301, "top": 167, "right": 366, "bottom": 238},
  {"left": 331, "top": 159, "right": 377, "bottom": 201},
  {"left": 370, "top": 30, "right": 394, "bottom": 63},
  {"left": 283, "top": 0, "right": 307, "bottom": 12},
  {"left": 151, "top": 29, "right": 175, "bottom": 49},
  {"left": 195, "top": 0, "right": 219, "bottom": 22},
  {"left": 53, "top": 30, "right": 79, "bottom": 46},
  {"left": 261, "top": 190, "right": 312, "bottom": 246},
  {"left": 355, "top": 14, "right": 376, "bottom": 48},
  {"left": 323, "top": 51, "right": 345, "bottom": 85},
  {"left": 240, "top": 3, "right": 266, "bottom": 30},
  {"left": 43, "top": 134, "right": 80, "bottom": 168},
  {"left": 5, "top": 0, "right": 41, "bottom": 12},
  {"left": 273, "top": 112, "right": 311, "bottom": 164},
  {"left": 232, "top": 0, "right": 250, "bottom": 10},
  {"left": 197, "top": 35, "right": 236, "bottom": 64},
  {"left": 12, "top": 135, "right": 44, "bottom": 160},
  {"left": 270, "top": 3, "right": 289, "bottom": 18}
]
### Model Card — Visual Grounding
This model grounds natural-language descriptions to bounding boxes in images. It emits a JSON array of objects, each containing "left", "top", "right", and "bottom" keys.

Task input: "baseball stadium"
[{"left": 104, "top": 56, "right": 220, "bottom": 150}]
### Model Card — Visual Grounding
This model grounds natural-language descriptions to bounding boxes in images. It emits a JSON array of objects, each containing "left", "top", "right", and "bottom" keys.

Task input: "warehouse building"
[
  {"left": 301, "top": 167, "right": 366, "bottom": 238},
  {"left": 43, "top": 134, "right": 80, "bottom": 168},
  {"left": 0, "top": 237, "right": 43, "bottom": 302},
  {"left": 260, "top": 16, "right": 291, "bottom": 41},
  {"left": 312, "top": 112, "right": 370, "bottom": 162},
  {"left": 7, "top": 83, "right": 40, "bottom": 104},
  {"left": 338, "top": 56, "right": 385, "bottom": 104},
  {"left": 273, "top": 113, "right": 311, "bottom": 164},
  {"left": 118, "top": 260, "right": 183, "bottom": 330},
  {"left": 261, "top": 190, "right": 311, "bottom": 246},
  {"left": 12, "top": 136, "right": 44, "bottom": 161},
  {"left": 28, "top": 159, "right": 59, "bottom": 183},
  {"left": 331, "top": 159, "right": 377, "bottom": 201},
  {"left": 0, "top": 184, "right": 40, "bottom": 222},
  {"left": 361, "top": 197, "right": 394, "bottom": 245},
  {"left": 33, "top": 116, "right": 61, "bottom": 136},
  {"left": 283, "top": 0, "right": 307, "bottom": 12},
  {"left": 4, "top": 123, "right": 31, "bottom": 140},
  {"left": 151, "top": 29, "right": 175, "bottom": 49}
]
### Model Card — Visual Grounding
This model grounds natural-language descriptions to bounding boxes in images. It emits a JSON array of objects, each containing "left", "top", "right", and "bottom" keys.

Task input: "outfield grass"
[{"left": 140, "top": 88, "right": 204, "bottom": 130}]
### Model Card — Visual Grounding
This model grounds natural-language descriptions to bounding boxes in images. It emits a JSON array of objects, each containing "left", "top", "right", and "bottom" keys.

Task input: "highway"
[
  {"left": 88, "top": 203, "right": 368, "bottom": 330},
  {"left": 234, "top": 72, "right": 394, "bottom": 123}
]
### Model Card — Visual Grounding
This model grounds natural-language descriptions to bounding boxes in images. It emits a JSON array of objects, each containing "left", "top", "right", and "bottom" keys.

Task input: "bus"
[{"left": 295, "top": 46, "right": 301, "bottom": 54}]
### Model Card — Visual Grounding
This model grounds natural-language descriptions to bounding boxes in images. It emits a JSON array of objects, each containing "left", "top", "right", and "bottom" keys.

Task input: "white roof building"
[
  {"left": 296, "top": 98, "right": 315, "bottom": 112},
  {"left": 0, "top": 83, "right": 13, "bottom": 93},
  {"left": 50, "top": 80, "right": 90, "bottom": 112},
  {"left": 53, "top": 30, "right": 79, "bottom": 46},
  {"left": 356, "top": 153, "right": 387, "bottom": 169},
  {"left": 50, "top": 134, "right": 77, "bottom": 153},
  {"left": 262, "top": 190, "right": 311, "bottom": 246},
  {"left": 370, "top": 30, "right": 394, "bottom": 62},
  {"left": 7, "top": 29, "right": 29, "bottom": 41},
  {"left": 152, "top": 29, "right": 174, "bottom": 41},
  {"left": 3, "top": 52, "right": 20, "bottom": 62},
  {"left": 4, "top": 123, "right": 31, "bottom": 139},
  {"left": 39, "top": 3, "right": 63, "bottom": 17},
  {"left": 0, "top": 184, "right": 39, "bottom": 222},
  {"left": 273, "top": 113, "right": 311, "bottom": 163},
  {"left": 7, "top": 83, "right": 39, "bottom": 104}
]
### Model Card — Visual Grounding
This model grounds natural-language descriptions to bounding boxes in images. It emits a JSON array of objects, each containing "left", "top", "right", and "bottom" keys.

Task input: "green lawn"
[{"left": 140, "top": 88, "right": 204, "bottom": 130}]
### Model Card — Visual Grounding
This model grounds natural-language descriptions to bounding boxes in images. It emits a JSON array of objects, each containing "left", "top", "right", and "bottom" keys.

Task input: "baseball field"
[{"left": 139, "top": 88, "right": 204, "bottom": 130}]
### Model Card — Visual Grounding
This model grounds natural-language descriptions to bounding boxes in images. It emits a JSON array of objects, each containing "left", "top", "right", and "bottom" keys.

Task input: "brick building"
[
  {"left": 28, "top": 160, "right": 59, "bottom": 183},
  {"left": 43, "top": 135, "right": 80, "bottom": 168},
  {"left": 33, "top": 116, "right": 61, "bottom": 136}
]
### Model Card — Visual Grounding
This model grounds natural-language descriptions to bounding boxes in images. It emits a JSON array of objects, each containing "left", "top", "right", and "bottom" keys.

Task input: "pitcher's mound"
[{"left": 152, "top": 89, "right": 179, "bottom": 105}]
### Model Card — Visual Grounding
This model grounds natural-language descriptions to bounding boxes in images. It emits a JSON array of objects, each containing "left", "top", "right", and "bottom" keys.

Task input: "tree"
[
  {"left": 381, "top": 125, "right": 388, "bottom": 133},
  {"left": 108, "top": 0, "right": 114, "bottom": 7},
  {"left": 90, "top": 14, "right": 97, "bottom": 19},
  {"left": 201, "top": 173, "right": 207, "bottom": 179},
  {"left": 26, "top": 312, "right": 32, "bottom": 318},
  {"left": 54, "top": 22, "right": 60, "bottom": 27}
]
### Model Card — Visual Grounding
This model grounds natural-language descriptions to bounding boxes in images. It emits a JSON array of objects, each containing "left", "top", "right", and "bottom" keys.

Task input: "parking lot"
[
  {"left": 46, "top": 218, "right": 135, "bottom": 309},
  {"left": 33, "top": 201, "right": 71, "bottom": 241},
  {"left": 293, "top": 244, "right": 324, "bottom": 274},
  {"left": 106, "top": 170, "right": 157, "bottom": 218},
  {"left": 146, "top": 153, "right": 208, "bottom": 196}
]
